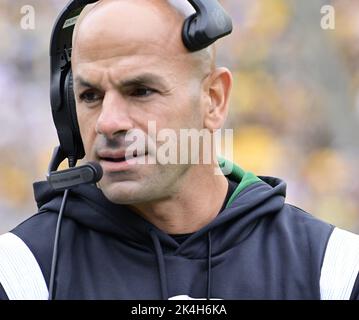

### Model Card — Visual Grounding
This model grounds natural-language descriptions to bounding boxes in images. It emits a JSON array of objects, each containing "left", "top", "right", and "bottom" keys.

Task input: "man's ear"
[{"left": 203, "top": 67, "right": 233, "bottom": 132}]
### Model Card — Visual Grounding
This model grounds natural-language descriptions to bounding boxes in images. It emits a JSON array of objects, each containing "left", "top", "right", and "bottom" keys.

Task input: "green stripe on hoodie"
[{"left": 218, "top": 157, "right": 261, "bottom": 208}]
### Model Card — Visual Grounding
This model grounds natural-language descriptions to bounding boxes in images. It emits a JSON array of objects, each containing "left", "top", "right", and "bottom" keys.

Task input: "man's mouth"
[
  {"left": 101, "top": 156, "right": 127, "bottom": 163},
  {"left": 97, "top": 150, "right": 148, "bottom": 171},
  {"left": 100, "top": 151, "right": 146, "bottom": 161}
]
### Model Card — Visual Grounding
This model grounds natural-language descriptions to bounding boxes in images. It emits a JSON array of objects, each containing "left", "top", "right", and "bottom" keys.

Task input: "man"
[{"left": 0, "top": 0, "right": 358, "bottom": 300}]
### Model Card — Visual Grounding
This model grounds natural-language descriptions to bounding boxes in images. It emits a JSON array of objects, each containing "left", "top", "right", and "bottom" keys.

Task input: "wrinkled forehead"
[{"left": 72, "top": 0, "right": 192, "bottom": 66}]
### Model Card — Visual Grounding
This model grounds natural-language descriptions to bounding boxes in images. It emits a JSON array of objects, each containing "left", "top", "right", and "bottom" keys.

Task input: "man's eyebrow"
[
  {"left": 74, "top": 73, "right": 169, "bottom": 90},
  {"left": 119, "top": 73, "right": 169, "bottom": 88},
  {"left": 74, "top": 77, "right": 101, "bottom": 91}
]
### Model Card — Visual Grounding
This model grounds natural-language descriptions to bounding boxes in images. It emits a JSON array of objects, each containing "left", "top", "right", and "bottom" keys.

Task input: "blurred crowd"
[{"left": 0, "top": 0, "right": 358, "bottom": 234}]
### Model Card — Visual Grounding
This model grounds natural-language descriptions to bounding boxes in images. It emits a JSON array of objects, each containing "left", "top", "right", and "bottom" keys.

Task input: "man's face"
[{"left": 72, "top": 0, "right": 208, "bottom": 204}]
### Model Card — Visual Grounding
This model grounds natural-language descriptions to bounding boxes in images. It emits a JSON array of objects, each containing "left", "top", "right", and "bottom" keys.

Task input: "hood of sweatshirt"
[
  {"left": 30, "top": 159, "right": 286, "bottom": 300},
  {"left": 33, "top": 159, "right": 286, "bottom": 260},
  {"left": 9, "top": 159, "right": 334, "bottom": 299},
  {"left": 27, "top": 158, "right": 291, "bottom": 299}
]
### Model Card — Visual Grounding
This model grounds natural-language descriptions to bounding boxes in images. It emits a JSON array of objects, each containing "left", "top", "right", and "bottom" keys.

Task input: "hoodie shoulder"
[
  {"left": 285, "top": 204, "right": 334, "bottom": 234},
  {"left": 277, "top": 204, "right": 334, "bottom": 259},
  {"left": 251, "top": 203, "right": 335, "bottom": 298},
  {"left": 275, "top": 204, "right": 335, "bottom": 293},
  {"left": 10, "top": 211, "right": 59, "bottom": 286}
]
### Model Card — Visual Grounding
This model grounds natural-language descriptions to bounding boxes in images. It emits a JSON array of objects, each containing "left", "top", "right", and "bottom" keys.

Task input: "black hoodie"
[{"left": 1, "top": 160, "right": 358, "bottom": 299}]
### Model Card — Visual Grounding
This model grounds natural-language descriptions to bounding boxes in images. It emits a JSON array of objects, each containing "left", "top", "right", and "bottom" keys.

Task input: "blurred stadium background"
[{"left": 0, "top": 0, "right": 358, "bottom": 234}]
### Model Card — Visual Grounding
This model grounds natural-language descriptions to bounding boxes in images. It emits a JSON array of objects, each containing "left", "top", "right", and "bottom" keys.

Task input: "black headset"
[{"left": 49, "top": 0, "right": 233, "bottom": 165}]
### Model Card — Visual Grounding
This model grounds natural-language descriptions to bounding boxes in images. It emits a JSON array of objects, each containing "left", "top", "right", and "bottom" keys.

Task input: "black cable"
[
  {"left": 48, "top": 157, "right": 76, "bottom": 300},
  {"left": 48, "top": 189, "right": 69, "bottom": 300}
]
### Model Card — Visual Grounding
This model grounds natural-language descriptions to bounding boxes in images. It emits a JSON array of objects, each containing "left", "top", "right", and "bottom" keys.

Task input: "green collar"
[{"left": 218, "top": 157, "right": 261, "bottom": 208}]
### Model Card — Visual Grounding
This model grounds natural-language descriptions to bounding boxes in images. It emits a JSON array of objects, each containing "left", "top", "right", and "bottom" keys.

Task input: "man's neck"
[{"left": 129, "top": 164, "right": 229, "bottom": 235}]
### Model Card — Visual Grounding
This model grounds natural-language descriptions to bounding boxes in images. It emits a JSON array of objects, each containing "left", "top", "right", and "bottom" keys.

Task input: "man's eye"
[
  {"left": 130, "top": 87, "right": 157, "bottom": 97},
  {"left": 79, "top": 90, "right": 102, "bottom": 103}
]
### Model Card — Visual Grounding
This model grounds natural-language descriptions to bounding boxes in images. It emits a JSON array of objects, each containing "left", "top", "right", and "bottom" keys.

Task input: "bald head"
[{"left": 72, "top": 0, "right": 215, "bottom": 78}]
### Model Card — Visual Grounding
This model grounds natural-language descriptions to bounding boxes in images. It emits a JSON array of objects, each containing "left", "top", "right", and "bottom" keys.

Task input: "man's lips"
[{"left": 97, "top": 150, "right": 148, "bottom": 171}]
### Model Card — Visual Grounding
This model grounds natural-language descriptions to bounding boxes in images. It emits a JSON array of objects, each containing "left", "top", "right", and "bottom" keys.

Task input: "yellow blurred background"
[{"left": 0, "top": 0, "right": 358, "bottom": 234}]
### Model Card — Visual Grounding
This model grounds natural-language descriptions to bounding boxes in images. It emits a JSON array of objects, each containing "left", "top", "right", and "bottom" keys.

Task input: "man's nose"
[{"left": 95, "top": 91, "right": 133, "bottom": 139}]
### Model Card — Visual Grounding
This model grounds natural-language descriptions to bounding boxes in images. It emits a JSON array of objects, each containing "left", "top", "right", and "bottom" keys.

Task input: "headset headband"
[{"left": 50, "top": 0, "right": 233, "bottom": 162}]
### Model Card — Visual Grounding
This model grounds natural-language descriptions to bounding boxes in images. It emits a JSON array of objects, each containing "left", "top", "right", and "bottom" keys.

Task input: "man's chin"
[{"left": 98, "top": 180, "right": 147, "bottom": 205}]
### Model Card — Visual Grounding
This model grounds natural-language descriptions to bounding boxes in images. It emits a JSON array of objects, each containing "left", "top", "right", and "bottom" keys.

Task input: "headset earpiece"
[
  {"left": 182, "top": 0, "right": 232, "bottom": 51},
  {"left": 50, "top": 65, "right": 85, "bottom": 161},
  {"left": 64, "top": 70, "right": 84, "bottom": 158}
]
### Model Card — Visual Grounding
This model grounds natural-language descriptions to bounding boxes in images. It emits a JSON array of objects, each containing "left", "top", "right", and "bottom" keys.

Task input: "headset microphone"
[
  {"left": 47, "top": 162, "right": 103, "bottom": 191},
  {"left": 47, "top": 147, "right": 103, "bottom": 300}
]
